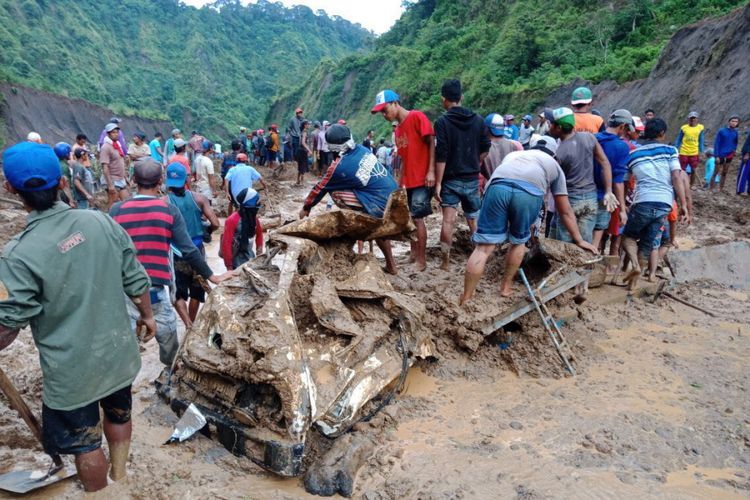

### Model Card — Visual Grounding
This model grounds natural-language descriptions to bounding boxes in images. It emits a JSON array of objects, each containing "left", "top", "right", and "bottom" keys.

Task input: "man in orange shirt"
[{"left": 571, "top": 86, "right": 604, "bottom": 134}]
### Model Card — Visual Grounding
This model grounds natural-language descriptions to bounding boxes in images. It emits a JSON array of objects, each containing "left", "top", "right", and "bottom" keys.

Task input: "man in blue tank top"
[{"left": 164, "top": 162, "right": 220, "bottom": 324}]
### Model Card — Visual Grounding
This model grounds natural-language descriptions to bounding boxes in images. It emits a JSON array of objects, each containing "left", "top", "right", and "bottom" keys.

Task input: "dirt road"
[{"left": 0, "top": 177, "right": 748, "bottom": 498}]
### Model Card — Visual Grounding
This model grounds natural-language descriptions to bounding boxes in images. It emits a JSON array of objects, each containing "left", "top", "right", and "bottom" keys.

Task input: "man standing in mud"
[
  {"left": 0, "top": 142, "right": 155, "bottom": 492},
  {"left": 433, "top": 79, "right": 491, "bottom": 271},
  {"left": 546, "top": 107, "right": 618, "bottom": 244},
  {"left": 460, "top": 136, "right": 598, "bottom": 303},
  {"left": 674, "top": 111, "right": 705, "bottom": 186},
  {"left": 570, "top": 87, "right": 604, "bottom": 134},
  {"left": 289, "top": 107, "right": 304, "bottom": 155},
  {"left": 111, "top": 159, "right": 228, "bottom": 364},
  {"left": 372, "top": 89, "right": 435, "bottom": 272},
  {"left": 711, "top": 115, "right": 740, "bottom": 192}
]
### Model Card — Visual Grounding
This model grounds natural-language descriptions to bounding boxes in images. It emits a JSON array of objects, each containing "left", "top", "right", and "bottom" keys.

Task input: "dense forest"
[
  {"left": 0, "top": 0, "right": 372, "bottom": 136},
  {"left": 267, "top": 0, "right": 747, "bottom": 137}
]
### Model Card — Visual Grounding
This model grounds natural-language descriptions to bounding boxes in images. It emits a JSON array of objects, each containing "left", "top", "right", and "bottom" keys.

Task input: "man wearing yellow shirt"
[{"left": 674, "top": 111, "right": 705, "bottom": 186}]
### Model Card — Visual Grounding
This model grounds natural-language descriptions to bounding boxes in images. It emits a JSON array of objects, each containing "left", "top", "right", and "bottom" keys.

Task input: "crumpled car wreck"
[{"left": 157, "top": 190, "right": 434, "bottom": 477}]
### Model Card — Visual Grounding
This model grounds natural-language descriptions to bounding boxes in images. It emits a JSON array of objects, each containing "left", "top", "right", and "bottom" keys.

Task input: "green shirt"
[{"left": 0, "top": 203, "right": 150, "bottom": 410}]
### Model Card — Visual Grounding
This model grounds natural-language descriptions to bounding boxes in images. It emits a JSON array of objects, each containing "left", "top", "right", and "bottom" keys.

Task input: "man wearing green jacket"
[{"left": 0, "top": 142, "right": 155, "bottom": 492}]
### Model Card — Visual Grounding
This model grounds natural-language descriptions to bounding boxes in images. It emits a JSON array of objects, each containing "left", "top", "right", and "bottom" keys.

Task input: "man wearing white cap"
[{"left": 674, "top": 111, "right": 704, "bottom": 186}]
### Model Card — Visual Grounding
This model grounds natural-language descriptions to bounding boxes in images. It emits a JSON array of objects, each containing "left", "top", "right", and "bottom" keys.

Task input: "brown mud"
[{"left": 0, "top": 172, "right": 749, "bottom": 498}]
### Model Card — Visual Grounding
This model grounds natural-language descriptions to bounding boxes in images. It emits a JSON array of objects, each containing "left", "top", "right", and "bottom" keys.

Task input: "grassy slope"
[{"left": 0, "top": 0, "right": 372, "bottom": 137}]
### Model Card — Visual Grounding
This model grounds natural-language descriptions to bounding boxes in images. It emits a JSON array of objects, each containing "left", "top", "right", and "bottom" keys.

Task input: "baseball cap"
[
  {"left": 104, "top": 122, "right": 120, "bottom": 133},
  {"left": 688, "top": 111, "right": 699, "bottom": 119},
  {"left": 530, "top": 135, "right": 559, "bottom": 156},
  {"left": 632, "top": 116, "right": 645, "bottom": 132},
  {"left": 270, "top": 124, "right": 278, "bottom": 130},
  {"left": 2, "top": 142, "right": 61, "bottom": 191},
  {"left": 236, "top": 153, "right": 248, "bottom": 162},
  {"left": 571, "top": 86, "right": 593, "bottom": 105},
  {"left": 523, "top": 114, "right": 533, "bottom": 121},
  {"left": 173, "top": 138, "right": 187, "bottom": 148},
  {"left": 371, "top": 89, "right": 400, "bottom": 114},
  {"left": 338, "top": 119, "right": 346, "bottom": 125},
  {"left": 504, "top": 114, "right": 515, "bottom": 121},
  {"left": 484, "top": 113, "right": 507, "bottom": 137},
  {"left": 295, "top": 107, "right": 303, "bottom": 113},
  {"left": 202, "top": 140, "right": 211, "bottom": 150},
  {"left": 133, "top": 158, "right": 163, "bottom": 185},
  {"left": 165, "top": 162, "right": 188, "bottom": 188},
  {"left": 322, "top": 120, "right": 330, "bottom": 127},
  {"left": 546, "top": 107, "right": 576, "bottom": 129},
  {"left": 609, "top": 109, "right": 635, "bottom": 131}
]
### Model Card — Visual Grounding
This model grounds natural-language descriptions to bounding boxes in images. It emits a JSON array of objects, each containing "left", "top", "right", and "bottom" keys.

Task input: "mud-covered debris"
[{"left": 304, "top": 432, "right": 376, "bottom": 497}]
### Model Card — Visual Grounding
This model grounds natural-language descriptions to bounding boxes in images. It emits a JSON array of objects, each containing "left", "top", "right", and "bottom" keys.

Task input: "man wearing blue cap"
[
  {"left": 164, "top": 163, "right": 219, "bottom": 324},
  {"left": 518, "top": 114, "right": 535, "bottom": 149},
  {"left": 225, "top": 154, "right": 268, "bottom": 267},
  {"left": 193, "top": 139, "right": 217, "bottom": 201},
  {"left": 481, "top": 113, "right": 523, "bottom": 179},
  {"left": 372, "top": 88, "right": 435, "bottom": 272},
  {"left": 0, "top": 142, "right": 155, "bottom": 491}
]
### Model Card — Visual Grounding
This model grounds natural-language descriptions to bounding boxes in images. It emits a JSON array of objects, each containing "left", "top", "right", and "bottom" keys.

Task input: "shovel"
[{"left": 0, "top": 366, "right": 76, "bottom": 494}]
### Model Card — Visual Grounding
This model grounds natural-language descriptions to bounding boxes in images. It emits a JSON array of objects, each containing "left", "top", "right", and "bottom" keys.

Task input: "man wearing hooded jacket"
[{"left": 434, "top": 79, "right": 491, "bottom": 271}]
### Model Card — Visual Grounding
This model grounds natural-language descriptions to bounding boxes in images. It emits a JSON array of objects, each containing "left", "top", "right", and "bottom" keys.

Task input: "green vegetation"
[
  {"left": 0, "top": 0, "right": 372, "bottom": 136},
  {"left": 268, "top": 0, "right": 745, "bottom": 138}
]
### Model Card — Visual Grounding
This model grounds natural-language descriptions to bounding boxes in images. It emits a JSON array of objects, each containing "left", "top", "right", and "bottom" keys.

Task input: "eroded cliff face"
[
  {"left": 544, "top": 4, "right": 750, "bottom": 138},
  {"left": 0, "top": 82, "right": 173, "bottom": 148}
]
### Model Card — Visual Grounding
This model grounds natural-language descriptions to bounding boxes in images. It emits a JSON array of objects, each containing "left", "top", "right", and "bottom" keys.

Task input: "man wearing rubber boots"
[{"left": 0, "top": 142, "right": 155, "bottom": 492}]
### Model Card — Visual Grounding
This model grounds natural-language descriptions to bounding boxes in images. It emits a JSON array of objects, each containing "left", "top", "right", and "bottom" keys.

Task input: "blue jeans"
[
  {"left": 594, "top": 199, "right": 611, "bottom": 231},
  {"left": 551, "top": 191, "right": 597, "bottom": 243},
  {"left": 407, "top": 186, "right": 433, "bottom": 219},
  {"left": 440, "top": 178, "right": 481, "bottom": 219},
  {"left": 126, "top": 286, "right": 178, "bottom": 366},
  {"left": 473, "top": 182, "right": 544, "bottom": 245},
  {"left": 623, "top": 201, "right": 672, "bottom": 257}
]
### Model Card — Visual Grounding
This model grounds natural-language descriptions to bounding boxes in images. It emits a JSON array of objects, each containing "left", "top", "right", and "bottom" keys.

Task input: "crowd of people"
[{"left": 0, "top": 79, "right": 748, "bottom": 492}]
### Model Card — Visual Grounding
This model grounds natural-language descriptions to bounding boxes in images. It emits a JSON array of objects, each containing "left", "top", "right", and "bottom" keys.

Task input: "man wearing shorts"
[
  {"left": 164, "top": 163, "right": 220, "bottom": 324},
  {"left": 622, "top": 118, "right": 689, "bottom": 291},
  {"left": 711, "top": 115, "right": 740, "bottom": 192},
  {"left": 674, "top": 111, "right": 705, "bottom": 186},
  {"left": 433, "top": 79, "right": 491, "bottom": 270},
  {"left": 460, "top": 136, "right": 597, "bottom": 303},
  {"left": 0, "top": 142, "right": 155, "bottom": 491},
  {"left": 100, "top": 122, "right": 130, "bottom": 209},
  {"left": 372, "top": 88, "right": 435, "bottom": 271},
  {"left": 594, "top": 110, "right": 632, "bottom": 251},
  {"left": 546, "top": 107, "right": 617, "bottom": 244}
]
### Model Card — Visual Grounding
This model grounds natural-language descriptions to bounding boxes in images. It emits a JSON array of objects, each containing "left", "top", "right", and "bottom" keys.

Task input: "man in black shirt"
[{"left": 434, "top": 79, "right": 491, "bottom": 270}]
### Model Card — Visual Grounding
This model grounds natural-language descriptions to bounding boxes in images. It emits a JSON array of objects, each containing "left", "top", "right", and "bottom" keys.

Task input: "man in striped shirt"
[
  {"left": 622, "top": 118, "right": 689, "bottom": 291},
  {"left": 110, "top": 159, "right": 226, "bottom": 365}
]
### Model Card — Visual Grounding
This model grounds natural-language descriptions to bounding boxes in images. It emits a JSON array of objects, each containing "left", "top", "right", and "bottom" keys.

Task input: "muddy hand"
[{"left": 136, "top": 316, "right": 157, "bottom": 343}]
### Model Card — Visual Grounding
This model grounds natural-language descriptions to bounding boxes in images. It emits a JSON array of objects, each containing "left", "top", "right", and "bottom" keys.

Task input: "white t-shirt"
[
  {"left": 490, "top": 149, "right": 568, "bottom": 197},
  {"left": 628, "top": 142, "right": 680, "bottom": 206},
  {"left": 194, "top": 154, "right": 215, "bottom": 198}
]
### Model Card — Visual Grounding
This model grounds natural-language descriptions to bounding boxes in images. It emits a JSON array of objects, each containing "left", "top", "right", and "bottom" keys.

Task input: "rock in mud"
[{"left": 304, "top": 433, "right": 377, "bottom": 497}]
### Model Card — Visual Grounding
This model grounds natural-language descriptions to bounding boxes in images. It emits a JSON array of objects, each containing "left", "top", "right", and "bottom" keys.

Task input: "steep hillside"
[
  {"left": 267, "top": 0, "right": 747, "bottom": 138},
  {"left": 0, "top": 0, "right": 372, "bottom": 137},
  {"left": 0, "top": 83, "right": 173, "bottom": 149}
]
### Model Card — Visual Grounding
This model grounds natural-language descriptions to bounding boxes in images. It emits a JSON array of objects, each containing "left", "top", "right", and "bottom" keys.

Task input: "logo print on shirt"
[
  {"left": 57, "top": 231, "right": 86, "bottom": 253},
  {"left": 356, "top": 154, "right": 388, "bottom": 185}
]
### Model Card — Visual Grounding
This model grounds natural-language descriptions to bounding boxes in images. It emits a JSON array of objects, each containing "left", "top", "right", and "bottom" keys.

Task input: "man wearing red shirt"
[{"left": 372, "top": 89, "right": 435, "bottom": 271}]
